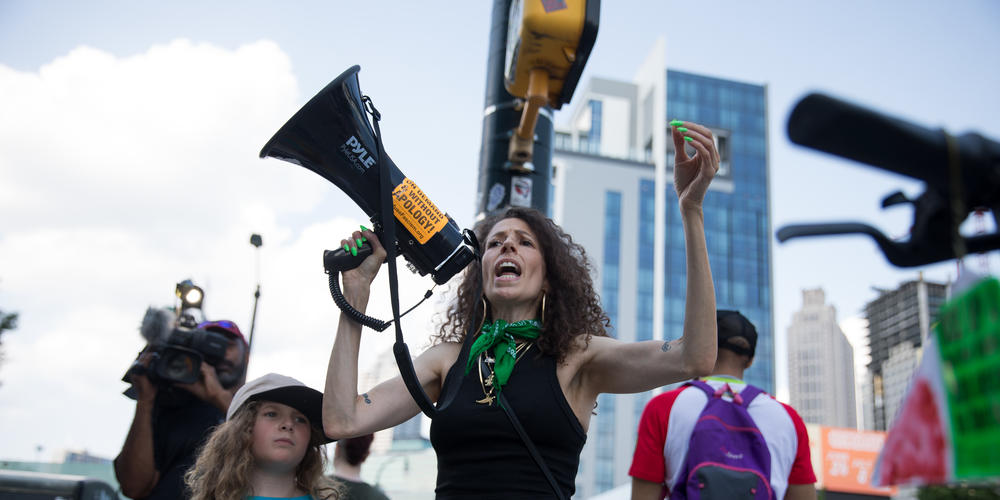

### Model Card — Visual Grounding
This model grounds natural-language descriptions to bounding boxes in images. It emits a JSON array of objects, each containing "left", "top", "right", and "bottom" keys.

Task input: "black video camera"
[{"left": 122, "top": 308, "right": 235, "bottom": 396}]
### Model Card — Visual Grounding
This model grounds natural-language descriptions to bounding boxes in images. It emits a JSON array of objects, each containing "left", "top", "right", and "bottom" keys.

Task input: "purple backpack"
[{"left": 669, "top": 379, "right": 774, "bottom": 500}]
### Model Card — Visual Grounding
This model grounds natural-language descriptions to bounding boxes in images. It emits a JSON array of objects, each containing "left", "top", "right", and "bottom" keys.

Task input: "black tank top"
[{"left": 429, "top": 345, "right": 587, "bottom": 499}]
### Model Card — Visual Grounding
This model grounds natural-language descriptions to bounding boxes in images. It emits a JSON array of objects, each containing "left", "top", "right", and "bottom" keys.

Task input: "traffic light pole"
[{"left": 476, "top": 0, "right": 554, "bottom": 219}]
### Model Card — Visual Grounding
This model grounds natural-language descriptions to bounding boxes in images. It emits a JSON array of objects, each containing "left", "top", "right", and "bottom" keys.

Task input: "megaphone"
[
  {"left": 260, "top": 66, "right": 478, "bottom": 420},
  {"left": 259, "top": 65, "right": 475, "bottom": 285}
]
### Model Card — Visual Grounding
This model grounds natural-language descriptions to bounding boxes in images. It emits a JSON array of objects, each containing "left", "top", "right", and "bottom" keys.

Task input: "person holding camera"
[{"left": 115, "top": 319, "right": 249, "bottom": 500}]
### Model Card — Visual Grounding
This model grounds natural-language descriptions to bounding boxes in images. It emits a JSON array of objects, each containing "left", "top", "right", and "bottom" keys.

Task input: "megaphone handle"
[{"left": 323, "top": 244, "right": 374, "bottom": 272}]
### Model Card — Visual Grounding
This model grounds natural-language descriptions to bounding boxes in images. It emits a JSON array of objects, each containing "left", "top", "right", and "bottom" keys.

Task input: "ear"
[{"left": 744, "top": 356, "right": 755, "bottom": 370}]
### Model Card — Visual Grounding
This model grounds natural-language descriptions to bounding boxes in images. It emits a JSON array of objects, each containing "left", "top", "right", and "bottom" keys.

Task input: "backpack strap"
[
  {"left": 686, "top": 379, "right": 715, "bottom": 396},
  {"left": 735, "top": 384, "right": 765, "bottom": 409},
  {"left": 687, "top": 379, "right": 766, "bottom": 409}
]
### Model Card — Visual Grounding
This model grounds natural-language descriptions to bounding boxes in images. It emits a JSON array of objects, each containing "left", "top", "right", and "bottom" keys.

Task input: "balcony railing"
[{"left": 554, "top": 134, "right": 652, "bottom": 163}]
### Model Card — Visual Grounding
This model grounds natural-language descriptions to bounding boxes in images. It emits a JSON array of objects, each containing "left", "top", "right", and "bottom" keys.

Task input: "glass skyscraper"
[
  {"left": 663, "top": 70, "right": 773, "bottom": 391},
  {"left": 552, "top": 64, "right": 772, "bottom": 498}
]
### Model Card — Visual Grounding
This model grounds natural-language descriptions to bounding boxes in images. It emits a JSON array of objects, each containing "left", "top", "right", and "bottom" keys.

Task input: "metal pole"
[
  {"left": 476, "top": 0, "right": 554, "bottom": 219},
  {"left": 248, "top": 284, "right": 260, "bottom": 352},
  {"left": 248, "top": 234, "right": 263, "bottom": 355}
]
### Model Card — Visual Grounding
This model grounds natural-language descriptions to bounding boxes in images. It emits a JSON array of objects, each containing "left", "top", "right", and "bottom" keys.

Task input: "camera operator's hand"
[
  {"left": 176, "top": 363, "right": 234, "bottom": 414},
  {"left": 339, "top": 228, "right": 386, "bottom": 310},
  {"left": 128, "top": 350, "right": 159, "bottom": 405}
]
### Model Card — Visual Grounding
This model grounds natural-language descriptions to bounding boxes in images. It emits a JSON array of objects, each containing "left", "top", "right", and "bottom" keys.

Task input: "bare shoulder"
[
  {"left": 425, "top": 340, "right": 462, "bottom": 356},
  {"left": 572, "top": 333, "right": 618, "bottom": 352},
  {"left": 564, "top": 333, "right": 617, "bottom": 366},
  {"left": 419, "top": 341, "right": 463, "bottom": 370},
  {"left": 559, "top": 334, "right": 620, "bottom": 414},
  {"left": 564, "top": 334, "right": 647, "bottom": 381}
]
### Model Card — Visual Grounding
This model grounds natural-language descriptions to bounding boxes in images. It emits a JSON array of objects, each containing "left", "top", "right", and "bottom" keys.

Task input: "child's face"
[{"left": 251, "top": 401, "right": 311, "bottom": 471}]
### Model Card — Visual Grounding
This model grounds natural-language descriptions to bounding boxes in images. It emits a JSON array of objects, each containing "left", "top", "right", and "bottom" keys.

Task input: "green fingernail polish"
[
  {"left": 361, "top": 237, "right": 367, "bottom": 243},
  {"left": 343, "top": 243, "right": 350, "bottom": 252},
  {"left": 360, "top": 225, "right": 370, "bottom": 232},
  {"left": 669, "top": 120, "right": 684, "bottom": 126},
  {"left": 351, "top": 246, "right": 357, "bottom": 257},
  {"left": 356, "top": 238, "right": 363, "bottom": 247},
  {"left": 677, "top": 127, "right": 688, "bottom": 132},
  {"left": 684, "top": 136, "right": 693, "bottom": 142}
]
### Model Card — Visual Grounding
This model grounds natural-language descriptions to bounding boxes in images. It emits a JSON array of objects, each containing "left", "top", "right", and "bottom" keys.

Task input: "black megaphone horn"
[{"left": 259, "top": 65, "right": 475, "bottom": 285}]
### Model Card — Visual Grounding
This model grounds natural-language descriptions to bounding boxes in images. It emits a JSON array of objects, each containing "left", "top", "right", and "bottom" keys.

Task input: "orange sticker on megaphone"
[{"left": 392, "top": 178, "right": 447, "bottom": 245}]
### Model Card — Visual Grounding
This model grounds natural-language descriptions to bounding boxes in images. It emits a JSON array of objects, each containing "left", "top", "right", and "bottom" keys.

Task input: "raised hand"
[
  {"left": 129, "top": 349, "right": 159, "bottom": 404},
  {"left": 670, "top": 120, "right": 720, "bottom": 211},
  {"left": 339, "top": 227, "right": 387, "bottom": 308}
]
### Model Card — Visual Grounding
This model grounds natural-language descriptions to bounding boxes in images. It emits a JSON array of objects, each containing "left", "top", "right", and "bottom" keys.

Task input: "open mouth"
[{"left": 495, "top": 260, "right": 521, "bottom": 279}]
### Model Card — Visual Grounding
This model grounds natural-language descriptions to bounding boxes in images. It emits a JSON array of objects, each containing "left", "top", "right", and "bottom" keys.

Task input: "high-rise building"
[
  {"left": 787, "top": 288, "right": 857, "bottom": 428},
  {"left": 864, "top": 276, "right": 948, "bottom": 431},
  {"left": 551, "top": 40, "right": 772, "bottom": 497},
  {"left": 861, "top": 370, "right": 876, "bottom": 431}
]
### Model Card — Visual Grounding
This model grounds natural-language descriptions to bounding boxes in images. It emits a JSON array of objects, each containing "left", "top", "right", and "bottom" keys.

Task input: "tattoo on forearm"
[
  {"left": 362, "top": 393, "right": 372, "bottom": 405},
  {"left": 661, "top": 341, "right": 672, "bottom": 352}
]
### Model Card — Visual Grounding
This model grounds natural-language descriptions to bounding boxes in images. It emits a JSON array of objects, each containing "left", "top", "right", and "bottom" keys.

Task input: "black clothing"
[
  {"left": 147, "top": 388, "right": 224, "bottom": 500},
  {"left": 429, "top": 349, "right": 586, "bottom": 499},
  {"left": 336, "top": 477, "right": 391, "bottom": 500}
]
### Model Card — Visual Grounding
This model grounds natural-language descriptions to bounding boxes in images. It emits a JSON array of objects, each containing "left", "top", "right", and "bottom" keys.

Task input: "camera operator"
[{"left": 114, "top": 319, "right": 249, "bottom": 500}]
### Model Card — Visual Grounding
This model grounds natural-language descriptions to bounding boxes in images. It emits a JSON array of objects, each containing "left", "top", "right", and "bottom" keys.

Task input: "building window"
[
  {"left": 603, "top": 191, "right": 622, "bottom": 337},
  {"left": 589, "top": 99, "right": 602, "bottom": 146},
  {"left": 638, "top": 180, "right": 655, "bottom": 341},
  {"left": 554, "top": 131, "right": 572, "bottom": 150},
  {"left": 595, "top": 392, "right": 616, "bottom": 493}
]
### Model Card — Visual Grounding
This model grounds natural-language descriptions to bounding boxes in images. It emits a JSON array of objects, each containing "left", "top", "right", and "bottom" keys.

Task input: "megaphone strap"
[
  {"left": 367, "top": 95, "right": 452, "bottom": 418},
  {"left": 322, "top": 94, "right": 472, "bottom": 418}
]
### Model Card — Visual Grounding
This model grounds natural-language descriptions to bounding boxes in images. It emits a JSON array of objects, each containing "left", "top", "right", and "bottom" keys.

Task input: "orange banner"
[{"left": 817, "top": 426, "right": 897, "bottom": 496}]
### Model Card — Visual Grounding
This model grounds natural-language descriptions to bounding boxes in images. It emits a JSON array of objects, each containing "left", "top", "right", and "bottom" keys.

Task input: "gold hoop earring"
[
  {"left": 540, "top": 292, "right": 547, "bottom": 323},
  {"left": 479, "top": 296, "right": 488, "bottom": 328}
]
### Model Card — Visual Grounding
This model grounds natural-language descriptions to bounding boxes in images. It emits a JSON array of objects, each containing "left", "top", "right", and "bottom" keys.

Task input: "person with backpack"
[{"left": 629, "top": 310, "right": 817, "bottom": 500}]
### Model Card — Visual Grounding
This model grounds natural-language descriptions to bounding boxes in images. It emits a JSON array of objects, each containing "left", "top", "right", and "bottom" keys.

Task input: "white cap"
[{"left": 227, "top": 373, "right": 333, "bottom": 443}]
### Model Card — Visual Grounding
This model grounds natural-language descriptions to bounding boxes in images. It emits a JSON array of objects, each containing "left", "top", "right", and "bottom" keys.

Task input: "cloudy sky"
[{"left": 1, "top": 1, "right": 998, "bottom": 462}]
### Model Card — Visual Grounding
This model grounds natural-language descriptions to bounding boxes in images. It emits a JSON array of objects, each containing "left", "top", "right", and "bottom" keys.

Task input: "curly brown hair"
[
  {"left": 184, "top": 400, "right": 342, "bottom": 500},
  {"left": 434, "top": 207, "right": 609, "bottom": 362}
]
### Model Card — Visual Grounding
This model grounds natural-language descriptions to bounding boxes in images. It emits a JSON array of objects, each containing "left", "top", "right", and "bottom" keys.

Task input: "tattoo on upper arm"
[
  {"left": 362, "top": 393, "right": 372, "bottom": 405},
  {"left": 661, "top": 341, "right": 672, "bottom": 352}
]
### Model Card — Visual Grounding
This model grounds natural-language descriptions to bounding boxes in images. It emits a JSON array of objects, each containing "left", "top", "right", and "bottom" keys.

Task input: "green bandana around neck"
[{"left": 465, "top": 318, "right": 542, "bottom": 397}]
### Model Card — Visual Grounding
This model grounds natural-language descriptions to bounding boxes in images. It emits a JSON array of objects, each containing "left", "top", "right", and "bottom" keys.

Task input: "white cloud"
[
  {"left": 0, "top": 39, "right": 447, "bottom": 461},
  {"left": 0, "top": 39, "right": 319, "bottom": 238}
]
